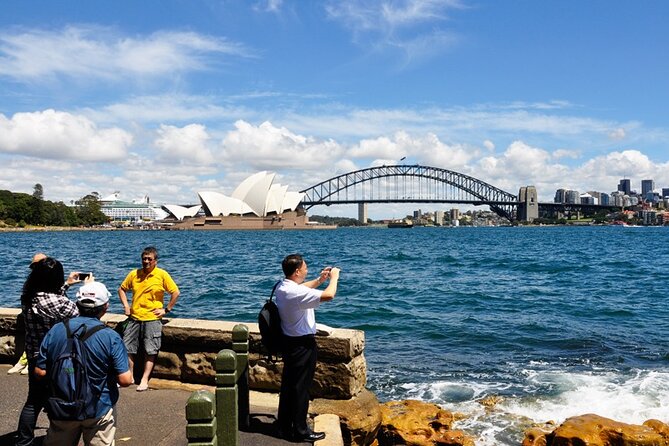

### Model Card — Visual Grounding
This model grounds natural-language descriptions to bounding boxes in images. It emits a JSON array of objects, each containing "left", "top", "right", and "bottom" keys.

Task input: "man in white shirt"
[{"left": 275, "top": 254, "right": 340, "bottom": 443}]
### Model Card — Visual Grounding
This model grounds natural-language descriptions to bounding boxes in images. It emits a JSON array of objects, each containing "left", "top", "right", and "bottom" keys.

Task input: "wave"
[{"left": 383, "top": 368, "right": 669, "bottom": 446}]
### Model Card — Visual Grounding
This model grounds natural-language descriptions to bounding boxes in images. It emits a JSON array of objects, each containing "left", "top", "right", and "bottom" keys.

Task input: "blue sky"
[{"left": 1, "top": 0, "right": 668, "bottom": 218}]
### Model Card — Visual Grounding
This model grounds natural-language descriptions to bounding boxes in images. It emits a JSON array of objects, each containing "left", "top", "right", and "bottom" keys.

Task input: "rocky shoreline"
[{"left": 313, "top": 394, "right": 669, "bottom": 446}]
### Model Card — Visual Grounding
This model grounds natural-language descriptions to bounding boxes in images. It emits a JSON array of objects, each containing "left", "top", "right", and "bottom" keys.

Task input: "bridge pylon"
[{"left": 518, "top": 186, "right": 539, "bottom": 222}]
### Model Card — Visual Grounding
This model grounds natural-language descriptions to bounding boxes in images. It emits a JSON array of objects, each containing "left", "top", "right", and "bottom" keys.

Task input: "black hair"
[
  {"left": 76, "top": 303, "right": 107, "bottom": 318},
  {"left": 142, "top": 246, "right": 158, "bottom": 260},
  {"left": 282, "top": 254, "right": 304, "bottom": 277},
  {"left": 21, "top": 257, "right": 65, "bottom": 306}
]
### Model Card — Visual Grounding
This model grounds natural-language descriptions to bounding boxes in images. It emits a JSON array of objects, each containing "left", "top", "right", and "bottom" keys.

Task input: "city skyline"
[{"left": 1, "top": 1, "right": 668, "bottom": 219}]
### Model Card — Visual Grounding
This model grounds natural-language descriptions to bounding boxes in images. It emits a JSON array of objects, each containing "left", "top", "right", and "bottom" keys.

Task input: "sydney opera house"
[{"left": 163, "top": 171, "right": 326, "bottom": 230}]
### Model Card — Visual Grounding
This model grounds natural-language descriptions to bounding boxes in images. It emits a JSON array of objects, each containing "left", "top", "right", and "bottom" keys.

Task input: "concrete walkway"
[{"left": 0, "top": 365, "right": 342, "bottom": 446}]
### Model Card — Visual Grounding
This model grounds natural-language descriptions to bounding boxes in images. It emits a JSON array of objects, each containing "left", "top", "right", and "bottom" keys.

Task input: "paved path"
[{"left": 0, "top": 364, "right": 334, "bottom": 446}]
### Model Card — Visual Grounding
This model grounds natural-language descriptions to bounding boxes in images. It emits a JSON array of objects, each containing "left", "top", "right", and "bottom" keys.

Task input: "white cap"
[{"left": 76, "top": 282, "right": 111, "bottom": 308}]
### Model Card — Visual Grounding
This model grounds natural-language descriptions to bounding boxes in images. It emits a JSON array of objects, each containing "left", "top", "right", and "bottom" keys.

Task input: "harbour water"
[{"left": 1, "top": 226, "right": 669, "bottom": 445}]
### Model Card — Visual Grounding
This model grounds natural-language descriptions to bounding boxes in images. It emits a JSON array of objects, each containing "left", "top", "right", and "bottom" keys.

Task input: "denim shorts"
[{"left": 122, "top": 319, "right": 162, "bottom": 355}]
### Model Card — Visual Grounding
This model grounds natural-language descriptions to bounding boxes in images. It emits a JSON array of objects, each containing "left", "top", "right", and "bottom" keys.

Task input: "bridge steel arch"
[{"left": 299, "top": 165, "right": 519, "bottom": 221}]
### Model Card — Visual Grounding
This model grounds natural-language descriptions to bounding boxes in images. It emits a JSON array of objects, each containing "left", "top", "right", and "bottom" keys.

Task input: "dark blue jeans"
[{"left": 16, "top": 357, "right": 48, "bottom": 446}]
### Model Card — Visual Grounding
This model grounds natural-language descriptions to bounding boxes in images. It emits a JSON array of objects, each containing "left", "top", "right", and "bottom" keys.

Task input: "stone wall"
[{"left": 0, "top": 307, "right": 366, "bottom": 399}]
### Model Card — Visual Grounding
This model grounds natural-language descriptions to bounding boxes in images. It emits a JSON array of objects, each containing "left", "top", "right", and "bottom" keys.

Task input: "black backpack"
[
  {"left": 258, "top": 281, "right": 283, "bottom": 360},
  {"left": 45, "top": 319, "right": 108, "bottom": 421}
]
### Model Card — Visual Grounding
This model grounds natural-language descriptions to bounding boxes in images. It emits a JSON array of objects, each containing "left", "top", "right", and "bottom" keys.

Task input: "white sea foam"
[{"left": 399, "top": 368, "right": 669, "bottom": 446}]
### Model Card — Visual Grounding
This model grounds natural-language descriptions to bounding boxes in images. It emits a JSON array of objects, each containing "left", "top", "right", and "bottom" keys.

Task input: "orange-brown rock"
[
  {"left": 522, "top": 414, "right": 669, "bottom": 446},
  {"left": 310, "top": 389, "right": 382, "bottom": 446},
  {"left": 377, "top": 400, "right": 475, "bottom": 446}
]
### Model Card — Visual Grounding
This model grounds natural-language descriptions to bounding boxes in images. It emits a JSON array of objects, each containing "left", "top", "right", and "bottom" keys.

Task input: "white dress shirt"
[{"left": 275, "top": 278, "right": 323, "bottom": 337}]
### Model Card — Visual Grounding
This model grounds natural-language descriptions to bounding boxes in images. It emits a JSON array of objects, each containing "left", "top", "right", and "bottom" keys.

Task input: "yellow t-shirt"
[{"left": 120, "top": 266, "right": 179, "bottom": 321}]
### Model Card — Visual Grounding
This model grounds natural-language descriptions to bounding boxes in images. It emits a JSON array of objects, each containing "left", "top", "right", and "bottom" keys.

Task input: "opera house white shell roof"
[
  {"left": 165, "top": 171, "right": 305, "bottom": 219},
  {"left": 162, "top": 204, "right": 202, "bottom": 221}
]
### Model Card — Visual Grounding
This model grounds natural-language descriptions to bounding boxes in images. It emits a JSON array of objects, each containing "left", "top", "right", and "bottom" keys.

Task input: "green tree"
[
  {"left": 32, "top": 183, "right": 44, "bottom": 200},
  {"left": 75, "top": 193, "right": 108, "bottom": 226}
]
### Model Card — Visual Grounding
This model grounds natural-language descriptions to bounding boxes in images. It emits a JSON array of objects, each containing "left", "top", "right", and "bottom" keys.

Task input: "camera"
[{"left": 78, "top": 272, "right": 91, "bottom": 280}]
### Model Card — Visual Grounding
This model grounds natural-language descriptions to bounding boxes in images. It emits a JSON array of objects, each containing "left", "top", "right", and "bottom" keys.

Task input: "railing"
[{"left": 187, "top": 324, "right": 250, "bottom": 446}]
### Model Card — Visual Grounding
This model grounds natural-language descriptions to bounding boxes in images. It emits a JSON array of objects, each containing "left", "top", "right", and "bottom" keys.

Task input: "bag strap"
[
  {"left": 79, "top": 323, "right": 107, "bottom": 342},
  {"left": 65, "top": 319, "right": 107, "bottom": 342},
  {"left": 269, "top": 280, "right": 281, "bottom": 302}
]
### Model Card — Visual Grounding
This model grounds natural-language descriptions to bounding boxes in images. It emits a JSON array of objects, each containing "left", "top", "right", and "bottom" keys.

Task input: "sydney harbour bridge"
[{"left": 299, "top": 165, "right": 618, "bottom": 223}]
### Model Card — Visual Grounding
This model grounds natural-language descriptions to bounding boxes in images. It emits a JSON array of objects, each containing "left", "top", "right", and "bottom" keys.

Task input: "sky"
[{"left": 1, "top": 0, "right": 668, "bottom": 219}]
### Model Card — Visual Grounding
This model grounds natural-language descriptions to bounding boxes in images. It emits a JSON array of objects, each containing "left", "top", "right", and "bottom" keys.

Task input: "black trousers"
[{"left": 278, "top": 334, "right": 317, "bottom": 436}]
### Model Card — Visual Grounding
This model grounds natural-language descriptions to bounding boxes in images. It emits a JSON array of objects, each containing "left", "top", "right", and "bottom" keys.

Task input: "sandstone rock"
[
  {"left": 477, "top": 395, "right": 503, "bottom": 409},
  {"left": 312, "top": 354, "right": 367, "bottom": 399},
  {"left": 248, "top": 353, "right": 367, "bottom": 399},
  {"left": 311, "top": 389, "right": 382, "bottom": 446},
  {"left": 0, "top": 335, "right": 15, "bottom": 359},
  {"left": 644, "top": 419, "right": 669, "bottom": 441},
  {"left": 182, "top": 352, "right": 217, "bottom": 383},
  {"left": 377, "top": 400, "right": 474, "bottom": 446},
  {"left": 522, "top": 427, "right": 549, "bottom": 446},
  {"left": 527, "top": 414, "right": 669, "bottom": 446},
  {"left": 154, "top": 351, "right": 183, "bottom": 380}
]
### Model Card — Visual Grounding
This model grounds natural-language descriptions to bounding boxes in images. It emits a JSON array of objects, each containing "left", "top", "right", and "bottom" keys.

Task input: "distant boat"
[{"left": 388, "top": 219, "right": 414, "bottom": 228}]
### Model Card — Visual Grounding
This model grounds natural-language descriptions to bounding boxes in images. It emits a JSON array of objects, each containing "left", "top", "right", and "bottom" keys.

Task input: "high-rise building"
[
  {"left": 434, "top": 210, "right": 444, "bottom": 226},
  {"left": 618, "top": 179, "right": 631, "bottom": 195},
  {"left": 641, "top": 179, "right": 655, "bottom": 196},
  {"left": 554, "top": 189, "right": 566, "bottom": 203},
  {"left": 663, "top": 188, "right": 669, "bottom": 198},
  {"left": 565, "top": 190, "right": 580, "bottom": 204},
  {"left": 600, "top": 193, "right": 610, "bottom": 206}
]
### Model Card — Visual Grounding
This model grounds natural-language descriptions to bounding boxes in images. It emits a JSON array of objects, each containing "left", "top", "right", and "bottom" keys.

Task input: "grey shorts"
[{"left": 123, "top": 319, "right": 162, "bottom": 355}]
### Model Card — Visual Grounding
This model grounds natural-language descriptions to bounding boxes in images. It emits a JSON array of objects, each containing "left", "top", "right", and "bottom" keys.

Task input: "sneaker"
[
  {"left": 8, "top": 363, "right": 27, "bottom": 374},
  {"left": 20, "top": 365, "right": 30, "bottom": 375}
]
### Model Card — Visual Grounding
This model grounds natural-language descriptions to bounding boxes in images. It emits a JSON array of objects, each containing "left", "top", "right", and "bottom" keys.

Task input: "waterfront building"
[
  {"left": 618, "top": 179, "right": 631, "bottom": 195},
  {"left": 641, "top": 179, "right": 655, "bottom": 196},
  {"left": 600, "top": 192, "right": 610, "bottom": 206},
  {"left": 663, "top": 188, "right": 669, "bottom": 198},
  {"left": 565, "top": 190, "right": 580, "bottom": 204},
  {"left": 450, "top": 208, "right": 460, "bottom": 224},
  {"left": 610, "top": 191, "right": 625, "bottom": 207},
  {"left": 554, "top": 189, "right": 567, "bottom": 203},
  {"left": 434, "top": 210, "right": 445, "bottom": 226},
  {"left": 580, "top": 193, "right": 596, "bottom": 205},
  {"left": 587, "top": 191, "right": 609, "bottom": 206}
]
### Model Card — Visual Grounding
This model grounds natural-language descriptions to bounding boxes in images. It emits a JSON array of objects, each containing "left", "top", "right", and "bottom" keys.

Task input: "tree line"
[{"left": 0, "top": 184, "right": 108, "bottom": 227}]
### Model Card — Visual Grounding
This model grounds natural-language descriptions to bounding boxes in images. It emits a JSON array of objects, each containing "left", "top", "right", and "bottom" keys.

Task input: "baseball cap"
[{"left": 76, "top": 282, "right": 111, "bottom": 308}]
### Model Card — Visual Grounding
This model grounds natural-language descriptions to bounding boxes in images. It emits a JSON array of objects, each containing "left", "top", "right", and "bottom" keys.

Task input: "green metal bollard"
[
  {"left": 216, "top": 349, "right": 238, "bottom": 446},
  {"left": 232, "top": 324, "right": 249, "bottom": 430},
  {"left": 186, "top": 390, "right": 217, "bottom": 446}
]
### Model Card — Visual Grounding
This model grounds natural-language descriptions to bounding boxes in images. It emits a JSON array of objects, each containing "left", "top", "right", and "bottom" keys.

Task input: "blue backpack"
[{"left": 45, "top": 319, "right": 108, "bottom": 421}]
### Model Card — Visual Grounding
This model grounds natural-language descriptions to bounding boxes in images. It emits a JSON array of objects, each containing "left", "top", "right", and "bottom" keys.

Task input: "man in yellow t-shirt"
[{"left": 118, "top": 246, "right": 180, "bottom": 392}]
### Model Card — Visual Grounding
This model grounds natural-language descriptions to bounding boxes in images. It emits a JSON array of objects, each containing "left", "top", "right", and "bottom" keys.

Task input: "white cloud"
[
  {"left": 87, "top": 94, "right": 251, "bottom": 126},
  {"left": 552, "top": 149, "right": 580, "bottom": 159},
  {"left": 0, "top": 109, "right": 132, "bottom": 161},
  {"left": 483, "top": 140, "right": 495, "bottom": 151},
  {"left": 349, "top": 131, "right": 475, "bottom": 169},
  {"left": 154, "top": 124, "right": 215, "bottom": 164},
  {"left": 0, "top": 26, "right": 253, "bottom": 81},
  {"left": 609, "top": 128, "right": 626, "bottom": 140},
  {"left": 221, "top": 120, "right": 345, "bottom": 170},
  {"left": 325, "top": 0, "right": 464, "bottom": 64}
]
